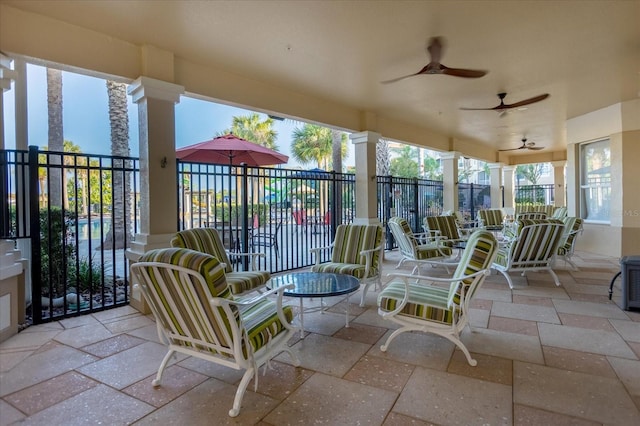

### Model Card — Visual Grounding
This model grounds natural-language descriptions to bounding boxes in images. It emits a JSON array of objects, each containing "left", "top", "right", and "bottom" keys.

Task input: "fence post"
[
  {"left": 412, "top": 178, "right": 419, "bottom": 233},
  {"left": 385, "top": 175, "right": 393, "bottom": 250},
  {"left": 0, "top": 150, "right": 9, "bottom": 237},
  {"left": 330, "top": 171, "right": 338, "bottom": 240},
  {"left": 469, "top": 183, "right": 475, "bottom": 222},
  {"left": 28, "top": 146, "right": 42, "bottom": 324},
  {"left": 241, "top": 164, "right": 249, "bottom": 271}
]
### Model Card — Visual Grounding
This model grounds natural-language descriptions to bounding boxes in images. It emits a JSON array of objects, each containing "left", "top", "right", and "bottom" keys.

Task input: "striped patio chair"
[
  {"left": 389, "top": 217, "right": 454, "bottom": 273},
  {"left": 423, "top": 214, "right": 468, "bottom": 256},
  {"left": 555, "top": 216, "right": 584, "bottom": 270},
  {"left": 130, "top": 248, "right": 299, "bottom": 417},
  {"left": 477, "top": 209, "right": 504, "bottom": 232},
  {"left": 171, "top": 228, "right": 269, "bottom": 296},
  {"left": 552, "top": 207, "right": 568, "bottom": 219},
  {"left": 491, "top": 219, "right": 565, "bottom": 288},
  {"left": 311, "top": 223, "right": 384, "bottom": 307},
  {"left": 377, "top": 230, "right": 498, "bottom": 366}
]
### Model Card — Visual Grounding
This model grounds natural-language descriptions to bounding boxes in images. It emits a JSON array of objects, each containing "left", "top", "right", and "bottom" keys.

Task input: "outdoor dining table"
[{"left": 268, "top": 272, "right": 360, "bottom": 339}]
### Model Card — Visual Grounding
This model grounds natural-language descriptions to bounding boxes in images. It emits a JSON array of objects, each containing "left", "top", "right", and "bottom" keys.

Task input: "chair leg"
[
  {"left": 548, "top": 268, "right": 561, "bottom": 286},
  {"left": 151, "top": 349, "right": 175, "bottom": 387},
  {"left": 229, "top": 367, "right": 256, "bottom": 417},
  {"left": 441, "top": 333, "right": 477, "bottom": 366},
  {"left": 498, "top": 270, "right": 515, "bottom": 289},
  {"left": 380, "top": 327, "right": 410, "bottom": 352}
]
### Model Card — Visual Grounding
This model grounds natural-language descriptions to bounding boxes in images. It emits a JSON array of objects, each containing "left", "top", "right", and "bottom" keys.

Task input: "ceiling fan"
[
  {"left": 381, "top": 36, "right": 488, "bottom": 84},
  {"left": 499, "top": 138, "right": 545, "bottom": 152},
  {"left": 460, "top": 92, "right": 550, "bottom": 114}
]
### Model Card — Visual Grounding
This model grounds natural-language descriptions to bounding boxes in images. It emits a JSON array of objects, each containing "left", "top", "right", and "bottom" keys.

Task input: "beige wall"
[{"left": 567, "top": 99, "right": 640, "bottom": 257}]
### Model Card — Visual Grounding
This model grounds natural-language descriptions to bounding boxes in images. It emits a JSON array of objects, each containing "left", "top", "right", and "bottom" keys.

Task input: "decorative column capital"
[
  {"left": 127, "top": 76, "right": 184, "bottom": 104},
  {"left": 488, "top": 162, "right": 504, "bottom": 170},
  {"left": 350, "top": 131, "right": 381, "bottom": 145},
  {"left": 503, "top": 165, "right": 516, "bottom": 173},
  {"left": 0, "top": 54, "right": 17, "bottom": 92},
  {"left": 440, "top": 151, "right": 461, "bottom": 161},
  {"left": 551, "top": 160, "right": 567, "bottom": 168}
]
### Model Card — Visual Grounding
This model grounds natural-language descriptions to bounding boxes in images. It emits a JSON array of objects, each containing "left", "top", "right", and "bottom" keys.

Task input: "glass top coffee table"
[{"left": 269, "top": 272, "right": 360, "bottom": 339}]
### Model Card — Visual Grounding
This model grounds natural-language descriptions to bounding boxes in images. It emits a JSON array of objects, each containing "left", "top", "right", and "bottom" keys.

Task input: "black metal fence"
[
  {"left": 1, "top": 146, "right": 139, "bottom": 324},
  {"left": 515, "top": 184, "right": 555, "bottom": 206}
]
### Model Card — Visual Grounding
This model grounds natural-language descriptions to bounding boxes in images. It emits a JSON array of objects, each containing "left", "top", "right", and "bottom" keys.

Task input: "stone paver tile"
[
  {"left": 3, "top": 371, "right": 98, "bottom": 416},
  {"left": 276, "top": 333, "right": 370, "bottom": 377},
  {"left": 343, "top": 354, "right": 414, "bottom": 392},
  {"left": 91, "top": 305, "right": 140, "bottom": 323},
  {"left": 542, "top": 346, "right": 617, "bottom": 378},
  {"left": 512, "top": 294, "right": 555, "bottom": 307},
  {"left": 246, "top": 360, "right": 315, "bottom": 401},
  {"left": 470, "top": 297, "right": 492, "bottom": 310},
  {"left": 538, "top": 323, "right": 637, "bottom": 359},
  {"left": 81, "top": 333, "right": 147, "bottom": 358},
  {"left": 382, "top": 412, "right": 434, "bottom": 426},
  {"left": 0, "top": 330, "right": 61, "bottom": 352},
  {"left": 514, "top": 404, "right": 601, "bottom": 426},
  {"left": 264, "top": 373, "right": 397, "bottom": 425},
  {"left": 0, "top": 350, "right": 33, "bottom": 373},
  {"left": 102, "top": 314, "right": 154, "bottom": 334},
  {"left": 569, "top": 293, "right": 613, "bottom": 304},
  {"left": 53, "top": 323, "right": 114, "bottom": 348},
  {"left": 489, "top": 316, "right": 539, "bottom": 336},
  {"left": 553, "top": 299, "right": 629, "bottom": 320},
  {"left": 0, "top": 399, "right": 25, "bottom": 426},
  {"left": 394, "top": 367, "right": 512, "bottom": 425},
  {"left": 0, "top": 345, "right": 97, "bottom": 397},
  {"left": 462, "top": 328, "right": 544, "bottom": 364},
  {"left": 18, "top": 384, "right": 154, "bottom": 425},
  {"left": 475, "top": 288, "right": 513, "bottom": 302},
  {"left": 447, "top": 350, "right": 513, "bottom": 385},
  {"left": 469, "top": 307, "right": 490, "bottom": 328},
  {"left": 332, "top": 322, "right": 387, "bottom": 345},
  {"left": 610, "top": 319, "right": 640, "bottom": 343},
  {"left": 77, "top": 341, "right": 184, "bottom": 389},
  {"left": 136, "top": 378, "right": 277, "bottom": 425},
  {"left": 126, "top": 323, "right": 162, "bottom": 344},
  {"left": 512, "top": 286, "right": 570, "bottom": 300},
  {"left": 122, "top": 364, "right": 209, "bottom": 407},
  {"left": 628, "top": 341, "right": 640, "bottom": 359},
  {"left": 178, "top": 355, "right": 245, "bottom": 384},
  {"left": 352, "top": 308, "right": 400, "bottom": 330},
  {"left": 607, "top": 356, "right": 640, "bottom": 398},
  {"left": 514, "top": 361, "right": 639, "bottom": 425},
  {"left": 58, "top": 315, "right": 100, "bottom": 329},
  {"left": 368, "top": 329, "right": 454, "bottom": 371},
  {"left": 559, "top": 313, "right": 616, "bottom": 331}
]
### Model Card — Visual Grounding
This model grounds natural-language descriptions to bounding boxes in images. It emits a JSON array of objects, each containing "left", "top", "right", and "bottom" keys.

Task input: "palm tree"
[
  {"left": 47, "top": 68, "right": 64, "bottom": 207},
  {"left": 220, "top": 113, "right": 278, "bottom": 150},
  {"left": 102, "top": 80, "right": 132, "bottom": 250},
  {"left": 390, "top": 146, "right": 419, "bottom": 178},
  {"left": 516, "top": 163, "right": 545, "bottom": 185},
  {"left": 376, "top": 139, "right": 391, "bottom": 176},
  {"left": 423, "top": 156, "right": 442, "bottom": 180},
  {"left": 290, "top": 124, "right": 333, "bottom": 168}
]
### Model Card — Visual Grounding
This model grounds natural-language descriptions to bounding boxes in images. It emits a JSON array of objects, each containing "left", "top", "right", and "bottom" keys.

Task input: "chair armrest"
[
  {"left": 310, "top": 243, "right": 335, "bottom": 266},
  {"left": 227, "top": 251, "right": 266, "bottom": 271}
]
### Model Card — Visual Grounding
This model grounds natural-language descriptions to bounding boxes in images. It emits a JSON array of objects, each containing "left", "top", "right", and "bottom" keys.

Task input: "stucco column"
[
  {"left": 125, "top": 76, "right": 184, "bottom": 312},
  {"left": 350, "top": 131, "right": 381, "bottom": 225},
  {"left": 488, "top": 163, "right": 504, "bottom": 209},
  {"left": 503, "top": 166, "right": 516, "bottom": 210},
  {"left": 0, "top": 53, "right": 17, "bottom": 150},
  {"left": 441, "top": 152, "right": 459, "bottom": 212},
  {"left": 551, "top": 160, "right": 566, "bottom": 207}
]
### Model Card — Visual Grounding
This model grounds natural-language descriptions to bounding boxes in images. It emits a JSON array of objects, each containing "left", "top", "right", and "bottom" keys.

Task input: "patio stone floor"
[{"left": 1, "top": 250, "right": 639, "bottom": 425}]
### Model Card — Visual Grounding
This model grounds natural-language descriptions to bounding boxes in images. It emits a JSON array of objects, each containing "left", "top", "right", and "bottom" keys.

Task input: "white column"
[
  {"left": 441, "top": 152, "right": 459, "bottom": 213},
  {"left": 125, "top": 76, "right": 184, "bottom": 313},
  {"left": 350, "top": 131, "right": 381, "bottom": 225},
  {"left": 551, "top": 160, "right": 566, "bottom": 207},
  {"left": 0, "top": 53, "right": 17, "bottom": 150},
  {"left": 488, "top": 163, "right": 504, "bottom": 209},
  {"left": 503, "top": 166, "right": 516, "bottom": 210}
]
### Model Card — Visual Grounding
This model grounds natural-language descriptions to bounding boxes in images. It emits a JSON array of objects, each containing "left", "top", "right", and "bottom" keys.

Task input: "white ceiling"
[{"left": 3, "top": 0, "right": 639, "bottom": 159}]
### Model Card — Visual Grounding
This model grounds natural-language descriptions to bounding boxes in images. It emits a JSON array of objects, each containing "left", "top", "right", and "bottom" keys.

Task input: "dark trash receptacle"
[{"left": 610, "top": 256, "right": 640, "bottom": 311}]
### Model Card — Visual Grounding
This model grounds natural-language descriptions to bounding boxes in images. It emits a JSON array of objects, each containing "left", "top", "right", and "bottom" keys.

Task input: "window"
[{"left": 580, "top": 139, "right": 610, "bottom": 222}]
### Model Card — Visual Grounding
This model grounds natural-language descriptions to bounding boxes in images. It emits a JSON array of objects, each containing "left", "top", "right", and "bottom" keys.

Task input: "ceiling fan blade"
[
  {"left": 380, "top": 72, "right": 422, "bottom": 84},
  {"left": 441, "top": 66, "right": 487, "bottom": 78},
  {"left": 498, "top": 147, "right": 525, "bottom": 152},
  {"left": 502, "top": 93, "right": 550, "bottom": 109},
  {"left": 527, "top": 146, "right": 545, "bottom": 150}
]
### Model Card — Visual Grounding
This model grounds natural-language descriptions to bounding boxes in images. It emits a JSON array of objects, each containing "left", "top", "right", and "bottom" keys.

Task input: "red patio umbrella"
[{"left": 176, "top": 133, "right": 288, "bottom": 166}]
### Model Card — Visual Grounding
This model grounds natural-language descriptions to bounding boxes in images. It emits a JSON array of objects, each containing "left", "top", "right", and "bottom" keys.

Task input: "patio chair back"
[
  {"left": 478, "top": 209, "right": 504, "bottom": 230},
  {"left": 552, "top": 207, "right": 568, "bottom": 219},
  {"left": 516, "top": 212, "right": 548, "bottom": 220},
  {"left": 492, "top": 218, "right": 565, "bottom": 288},
  {"left": 424, "top": 215, "right": 463, "bottom": 246},
  {"left": 171, "top": 228, "right": 232, "bottom": 273},
  {"left": 331, "top": 224, "right": 382, "bottom": 269},
  {"left": 556, "top": 216, "right": 583, "bottom": 269}
]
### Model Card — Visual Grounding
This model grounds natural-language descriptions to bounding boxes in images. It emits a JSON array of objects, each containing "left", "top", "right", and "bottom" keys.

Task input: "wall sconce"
[{"left": 160, "top": 157, "right": 167, "bottom": 168}]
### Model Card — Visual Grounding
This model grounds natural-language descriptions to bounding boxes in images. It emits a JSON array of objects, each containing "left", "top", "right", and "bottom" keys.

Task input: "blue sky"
[{"left": 2, "top": 63, "right": 354, "bottom": 169}]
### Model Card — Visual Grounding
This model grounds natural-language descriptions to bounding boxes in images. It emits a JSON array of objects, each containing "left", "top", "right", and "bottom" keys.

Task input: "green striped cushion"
[
  {"left": 552, "top": 207, "right": 568, "bottom": 219},
  {"left": 478, "top": 209, "right": 504, "bottom": 229},
  {"left": 559, "top": 217, "right": 583, "bottom": 252},
  {"left": 139, "top": 248, "right": 237, "bottom": 351},
  {"left": 378, "top": 231, "right": 497, "bottom": 322},
  {"left": 226, "top": 271, "right": 271, "bottom": 295},
  {"left": 416, "top": 244, "right": 452, "bottom": 259},
  {"left": 495, "top": 219, "right": 565, "bottom": 267},
  {"left": 425, "top": 215, "right": 461, "bottom": 242},
  {"left": 171, "top": 228, "right": 232, "bottom": 273},
  {"left": 330, "top": 224, "right": 382, "bottom": 271},
  {"left": 312, "top": 262, "right": 369, "bottom": 278},
  {"left": 239, "top": 298, "right": 294, "bottom": 353},
  {"left": 390, "top": 217, "right": 418, "bottom": 251}
]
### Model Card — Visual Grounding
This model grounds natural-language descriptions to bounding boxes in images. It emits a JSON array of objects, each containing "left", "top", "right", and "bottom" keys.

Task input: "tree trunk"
[
  {"left": 376, "top": 139, "right": 390, "bottom": 176},
  {"left": 102, "top": 81, "right": 132, "bottom": 250},
  {"left": 47, "top": 68, "right": 63, "bottom": 207}
]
